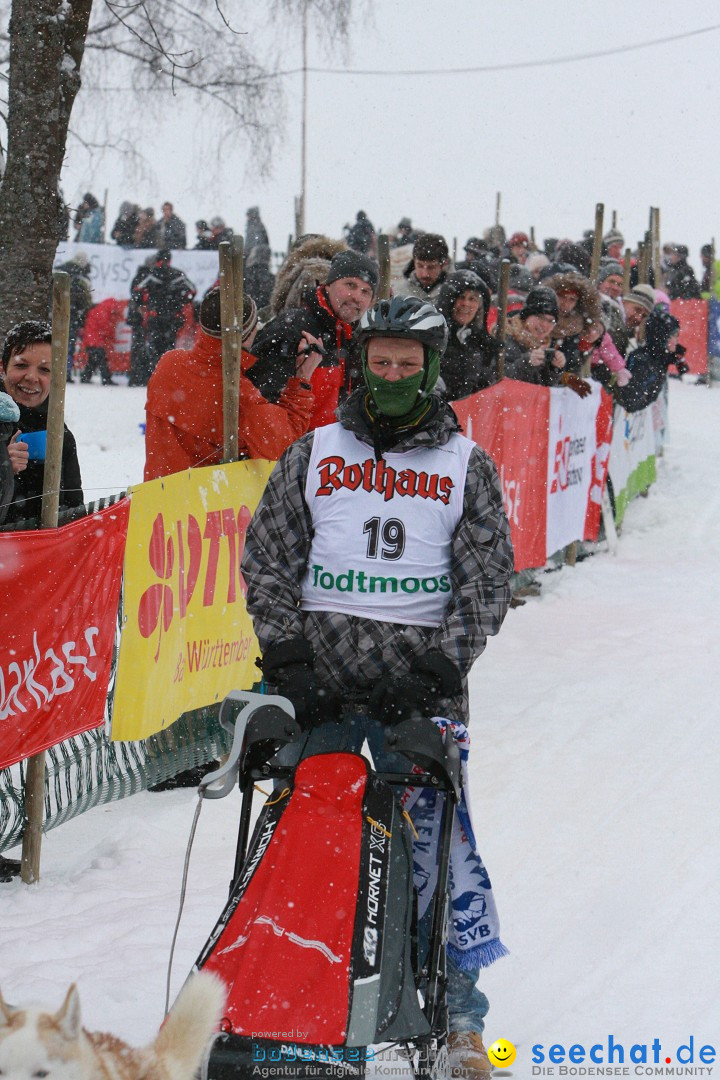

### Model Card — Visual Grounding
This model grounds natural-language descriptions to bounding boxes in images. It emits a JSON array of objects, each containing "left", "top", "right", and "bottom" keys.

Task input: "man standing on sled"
[{"left": 241, "top": 295, "right": 514, "bottom": 1079}]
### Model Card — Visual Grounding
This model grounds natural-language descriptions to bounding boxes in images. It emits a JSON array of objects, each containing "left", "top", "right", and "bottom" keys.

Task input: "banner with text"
[
  {"left": 453, "top": 381, "right": 610, "bottom": 571},
  {"left": 607, "top": 403, "right": 657, "bottom": 528},
  {"left": 0, "top": 501, "right": 129, "bottom": 769},
  {"left": 111, "top": 461, "right": 274, "bottom": 741},
  {"left": 54, "top": 241, "right": 220, "bottom": 304},
  {"left": 669, "top": 298, "right": 708, "bottom": 376}
]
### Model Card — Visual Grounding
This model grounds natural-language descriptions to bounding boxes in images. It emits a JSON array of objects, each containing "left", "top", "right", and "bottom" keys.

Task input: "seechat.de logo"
[{"left": 531, "top": 1034, "right": 716, "bottom": 1075}]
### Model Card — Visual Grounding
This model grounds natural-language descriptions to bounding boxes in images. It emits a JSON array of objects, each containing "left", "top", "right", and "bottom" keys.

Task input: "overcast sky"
[{"left": 63, "top": 1, "right": 719, "bottom": 271}]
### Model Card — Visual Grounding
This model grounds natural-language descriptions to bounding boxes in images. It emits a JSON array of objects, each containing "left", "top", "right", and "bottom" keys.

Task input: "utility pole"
[{"left": 295, "top": 1, "right": 309, "bottom": 239}]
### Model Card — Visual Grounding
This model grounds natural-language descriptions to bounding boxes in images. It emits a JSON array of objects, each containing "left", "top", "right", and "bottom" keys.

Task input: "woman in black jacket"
[
  {"left": 1, "top": 320, "right": 83, "bottom": 526},
  {"left": 436, "top": 270, "right": 499, "bottom": 400}
]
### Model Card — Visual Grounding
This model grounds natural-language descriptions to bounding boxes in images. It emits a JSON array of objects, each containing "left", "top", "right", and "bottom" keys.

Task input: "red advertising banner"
[
  {"left": 669, "top": 299, "right": 708, "bottom": 375},
  {"left": 453, "top": 381, "right": 550, "bottom": 571},
  {"left": 454, "top": 381, "right": 609, "bottom": 571},
  {"left": 0, "top": 500, "right": 129, "bottom": 769}
]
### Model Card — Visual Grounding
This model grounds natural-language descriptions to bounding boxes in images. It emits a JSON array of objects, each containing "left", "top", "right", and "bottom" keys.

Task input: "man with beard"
[
  {"left": 397, "top": 233, "right": 450, "bottom": 303},
  {"left": 247, "top": 249, "right": 378, "bottom": 429}
]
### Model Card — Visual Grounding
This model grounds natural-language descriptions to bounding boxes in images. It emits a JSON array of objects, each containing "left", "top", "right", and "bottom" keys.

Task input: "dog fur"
[{"left": 0, "top": 971, "right": 225, "bottom": 1080}]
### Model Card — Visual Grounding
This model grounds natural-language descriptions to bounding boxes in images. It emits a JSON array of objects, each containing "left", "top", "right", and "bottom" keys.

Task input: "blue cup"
[{"left": 20, "top": 430, "right": 47, "bottom": 461}]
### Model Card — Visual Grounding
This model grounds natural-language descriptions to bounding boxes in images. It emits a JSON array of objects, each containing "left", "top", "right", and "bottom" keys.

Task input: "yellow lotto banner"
[{"left": 111, "top": 460, "right": 274, "bottom": 740}]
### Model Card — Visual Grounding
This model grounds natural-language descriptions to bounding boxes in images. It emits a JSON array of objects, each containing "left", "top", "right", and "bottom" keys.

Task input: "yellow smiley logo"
[{"left": 487, "top": 1039, "right": 517, "bottom": 1068}]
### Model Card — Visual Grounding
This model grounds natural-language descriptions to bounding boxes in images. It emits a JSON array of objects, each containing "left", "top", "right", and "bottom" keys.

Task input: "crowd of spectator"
[
  {"left": 74, "top": 194, "right": 272, "bottom": 257},
  {"left": 56, "top": 199, "right": 706, "bottom": 406},
  {"left": 2, "top": 204, "right": 708, "bottom": 530}
]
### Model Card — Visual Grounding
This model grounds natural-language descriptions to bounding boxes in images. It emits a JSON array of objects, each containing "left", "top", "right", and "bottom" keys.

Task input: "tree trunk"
[{"left": 0, "top": 0, "right": 93, "bottom": 343}]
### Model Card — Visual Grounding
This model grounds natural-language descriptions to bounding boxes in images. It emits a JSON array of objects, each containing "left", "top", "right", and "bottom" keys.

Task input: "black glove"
[
  {"left": 260, "top": 638, "right": 337, "bottom": 730},
  {"left": 370, "top": 650, "right": 462, "bottom": 726}
]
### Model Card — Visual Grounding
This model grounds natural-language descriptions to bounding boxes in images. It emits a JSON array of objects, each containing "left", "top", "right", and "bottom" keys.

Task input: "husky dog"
[{"left": 0, "top": 971, "right": 225, "bottom": 1080}]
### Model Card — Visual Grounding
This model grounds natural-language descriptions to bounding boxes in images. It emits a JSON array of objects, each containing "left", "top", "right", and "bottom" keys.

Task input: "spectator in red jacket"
[
  {"left": 144, "top": 288, "right": 321, "bottom": 480},
  {"left": 78, "top": 298, "right": 130, "bottom": 384}
]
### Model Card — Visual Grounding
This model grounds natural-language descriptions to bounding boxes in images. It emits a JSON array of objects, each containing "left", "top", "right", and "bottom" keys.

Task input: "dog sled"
[{"left": 191, "top": 691, "right": 461, "bottom": 1080}]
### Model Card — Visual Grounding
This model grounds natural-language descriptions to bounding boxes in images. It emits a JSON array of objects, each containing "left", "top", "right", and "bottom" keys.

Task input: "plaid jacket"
[{"left": 241, "top": 391, "right": 514, "bottom": 724}]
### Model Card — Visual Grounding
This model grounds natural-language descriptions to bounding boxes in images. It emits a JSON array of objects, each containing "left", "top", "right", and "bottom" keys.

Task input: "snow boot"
[{"left": 448, "top": 1032, "right": 492, "bottom": 1080}]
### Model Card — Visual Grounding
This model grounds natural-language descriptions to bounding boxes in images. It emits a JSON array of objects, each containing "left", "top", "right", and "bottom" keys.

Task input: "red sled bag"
[{"left": 197, "top": 751, "right": 429, "bottom": 1050}]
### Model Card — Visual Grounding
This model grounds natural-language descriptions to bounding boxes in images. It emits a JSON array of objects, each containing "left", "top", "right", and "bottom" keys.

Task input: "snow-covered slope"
[{"left": 1, "top": 381, "right": 718, "bottom": 1068}]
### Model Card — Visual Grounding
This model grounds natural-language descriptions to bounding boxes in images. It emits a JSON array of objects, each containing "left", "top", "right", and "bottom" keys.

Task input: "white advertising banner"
[
  {"left": 54, "top": 241, "right": 220, "bottom": 303},
  {"left": 545, "top": 383, "right": 603, "bottom": 557},
  {"left": 607, "top": 403, "right": 657, "bottom": 526}
]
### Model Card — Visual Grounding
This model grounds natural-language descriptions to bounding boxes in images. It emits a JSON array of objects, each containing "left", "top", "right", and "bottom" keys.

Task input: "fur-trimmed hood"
[
  {"left": 436, "top": 271, "right": 492, "bottom": 336},
  {"left": 544, "top": 272, "right": 602, "bottom": 338},
  {"left": 269, "top": 235, "right": 347, "bottom": 317}
]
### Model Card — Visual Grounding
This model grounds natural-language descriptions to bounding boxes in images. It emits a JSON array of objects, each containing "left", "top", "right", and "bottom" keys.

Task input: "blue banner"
[{"left": 708, "top": 299, "right": 720, "bottom": 356}]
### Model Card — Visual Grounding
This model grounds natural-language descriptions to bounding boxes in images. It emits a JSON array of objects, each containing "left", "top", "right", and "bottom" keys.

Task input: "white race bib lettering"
[{"left": 301, "top": 424, "right": 473, "bottom": 626}]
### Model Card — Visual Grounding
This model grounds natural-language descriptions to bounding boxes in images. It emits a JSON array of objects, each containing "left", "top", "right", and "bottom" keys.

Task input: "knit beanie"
[
  {"left": 603, "top": 229, "right": 624, "bottom": 248},
  {"left": 200, "top": 287, "right": 258, "bottom": 341},
  {"left": 0, "top": 392, "right": 20, "bottom": 423},
  {"left": 623, "top": 285, "right": 655, "bottom": 314},
  {"left": 325, "top": 250, "right": 379, "bottom": 291},
  {"left": 598, "top": 262, "right": 624, "bottom": 284},
  {"left": 521, "top": 286, "right": 559, "bottom": 321}
]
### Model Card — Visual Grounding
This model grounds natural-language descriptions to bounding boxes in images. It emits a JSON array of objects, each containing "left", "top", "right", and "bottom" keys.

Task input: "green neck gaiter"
[{"left": 363, "top": 347, "right": 440, "bottom": 420}]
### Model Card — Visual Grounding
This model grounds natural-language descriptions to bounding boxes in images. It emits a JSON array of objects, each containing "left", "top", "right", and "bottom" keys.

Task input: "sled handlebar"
[{"left": 199, "top": 691, "right": 299, "bottom": 799}]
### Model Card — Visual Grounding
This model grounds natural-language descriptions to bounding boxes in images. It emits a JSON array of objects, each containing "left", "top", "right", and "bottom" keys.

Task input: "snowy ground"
[{"left": 1, "top": 380, "right": 719, "bottom": 1071}]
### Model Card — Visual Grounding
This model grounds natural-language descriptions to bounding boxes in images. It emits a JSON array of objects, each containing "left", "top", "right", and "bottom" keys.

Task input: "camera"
[{"left": 544, "top": 347, "right": 556, "bottom": 364}]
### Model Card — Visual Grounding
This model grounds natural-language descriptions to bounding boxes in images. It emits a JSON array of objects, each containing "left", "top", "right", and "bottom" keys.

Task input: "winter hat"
[
  {"left": 623, "top": 284, "right": 655, "bottom": 314},
  {"left": 701, "top": 244, "right": 714, "bottom": 258},
  {"left": 538, "top": 261, "right": 580, "bottom": 282},
  {"left": 598, "top": 262, "right": 624, "bottom": 284},
  {"left": 508, "top": 265, "right": 533, "bottom": 295},
  {"left": 464, "top": 236, "right": 487, "bottom": 255},
  {"left": 325, "top": 250, "right": 379, "bottom": 291},
  {"left": 669, "top": 243, "right": 689, "bottom": 257},
  {"left": 413, "top": 233, "right": 449, "bottom": 262},
  {"left": 508, "top": 232, "right": 530, "bottom": 249},
  {"left": 525, "top": 253, "right": 550, "bottom": 277},
  {"left": 521, "top": 286, "right": 559, "bottom": 321},
  {"left": 200, "top": 287, "right": 258, "bottom": 342},
  {"left": 0, "top": 392, "right": 20, "bottom": 423},
  {"left": 69, "top": 251, "right": 91, "bottom": 271},
  {"left": 603, "top": 229, "right": 624, "bottom": 248}
]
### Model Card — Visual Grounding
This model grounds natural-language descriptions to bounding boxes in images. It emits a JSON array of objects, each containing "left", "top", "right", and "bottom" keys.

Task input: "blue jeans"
[{"left": 288, "top": 710, "right": 488, "bottom": 1035}]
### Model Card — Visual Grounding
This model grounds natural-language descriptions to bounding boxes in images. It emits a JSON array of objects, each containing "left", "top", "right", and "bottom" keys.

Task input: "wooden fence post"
[
  {"left": 590, "top": 202, "right": 604, "bottom": 284},
  {"left": 377, "top": 234, "right": 391, "bottom": 300},
  {"left": 219, "top": 240, "right": 241, "bottom": 463},
  {"left": 20, "top": 272, "right": 71, "bottom": 884},
  {"left": 623, "top": 248, "right": 632, "bottom": 295},
  {"left": 637, "top": 242, "right": 647, "bottom": 285},
  {"left": 495, "top": 259, "right": 511, "bottom": 381},
  {"left": 651, "top": 208, "right": 662, "bottom": 291}
]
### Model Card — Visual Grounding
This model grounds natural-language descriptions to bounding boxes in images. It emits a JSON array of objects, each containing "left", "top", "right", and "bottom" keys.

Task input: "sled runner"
[{"left": 192, "top": 690, "right": 461, "bottom": 1080}]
